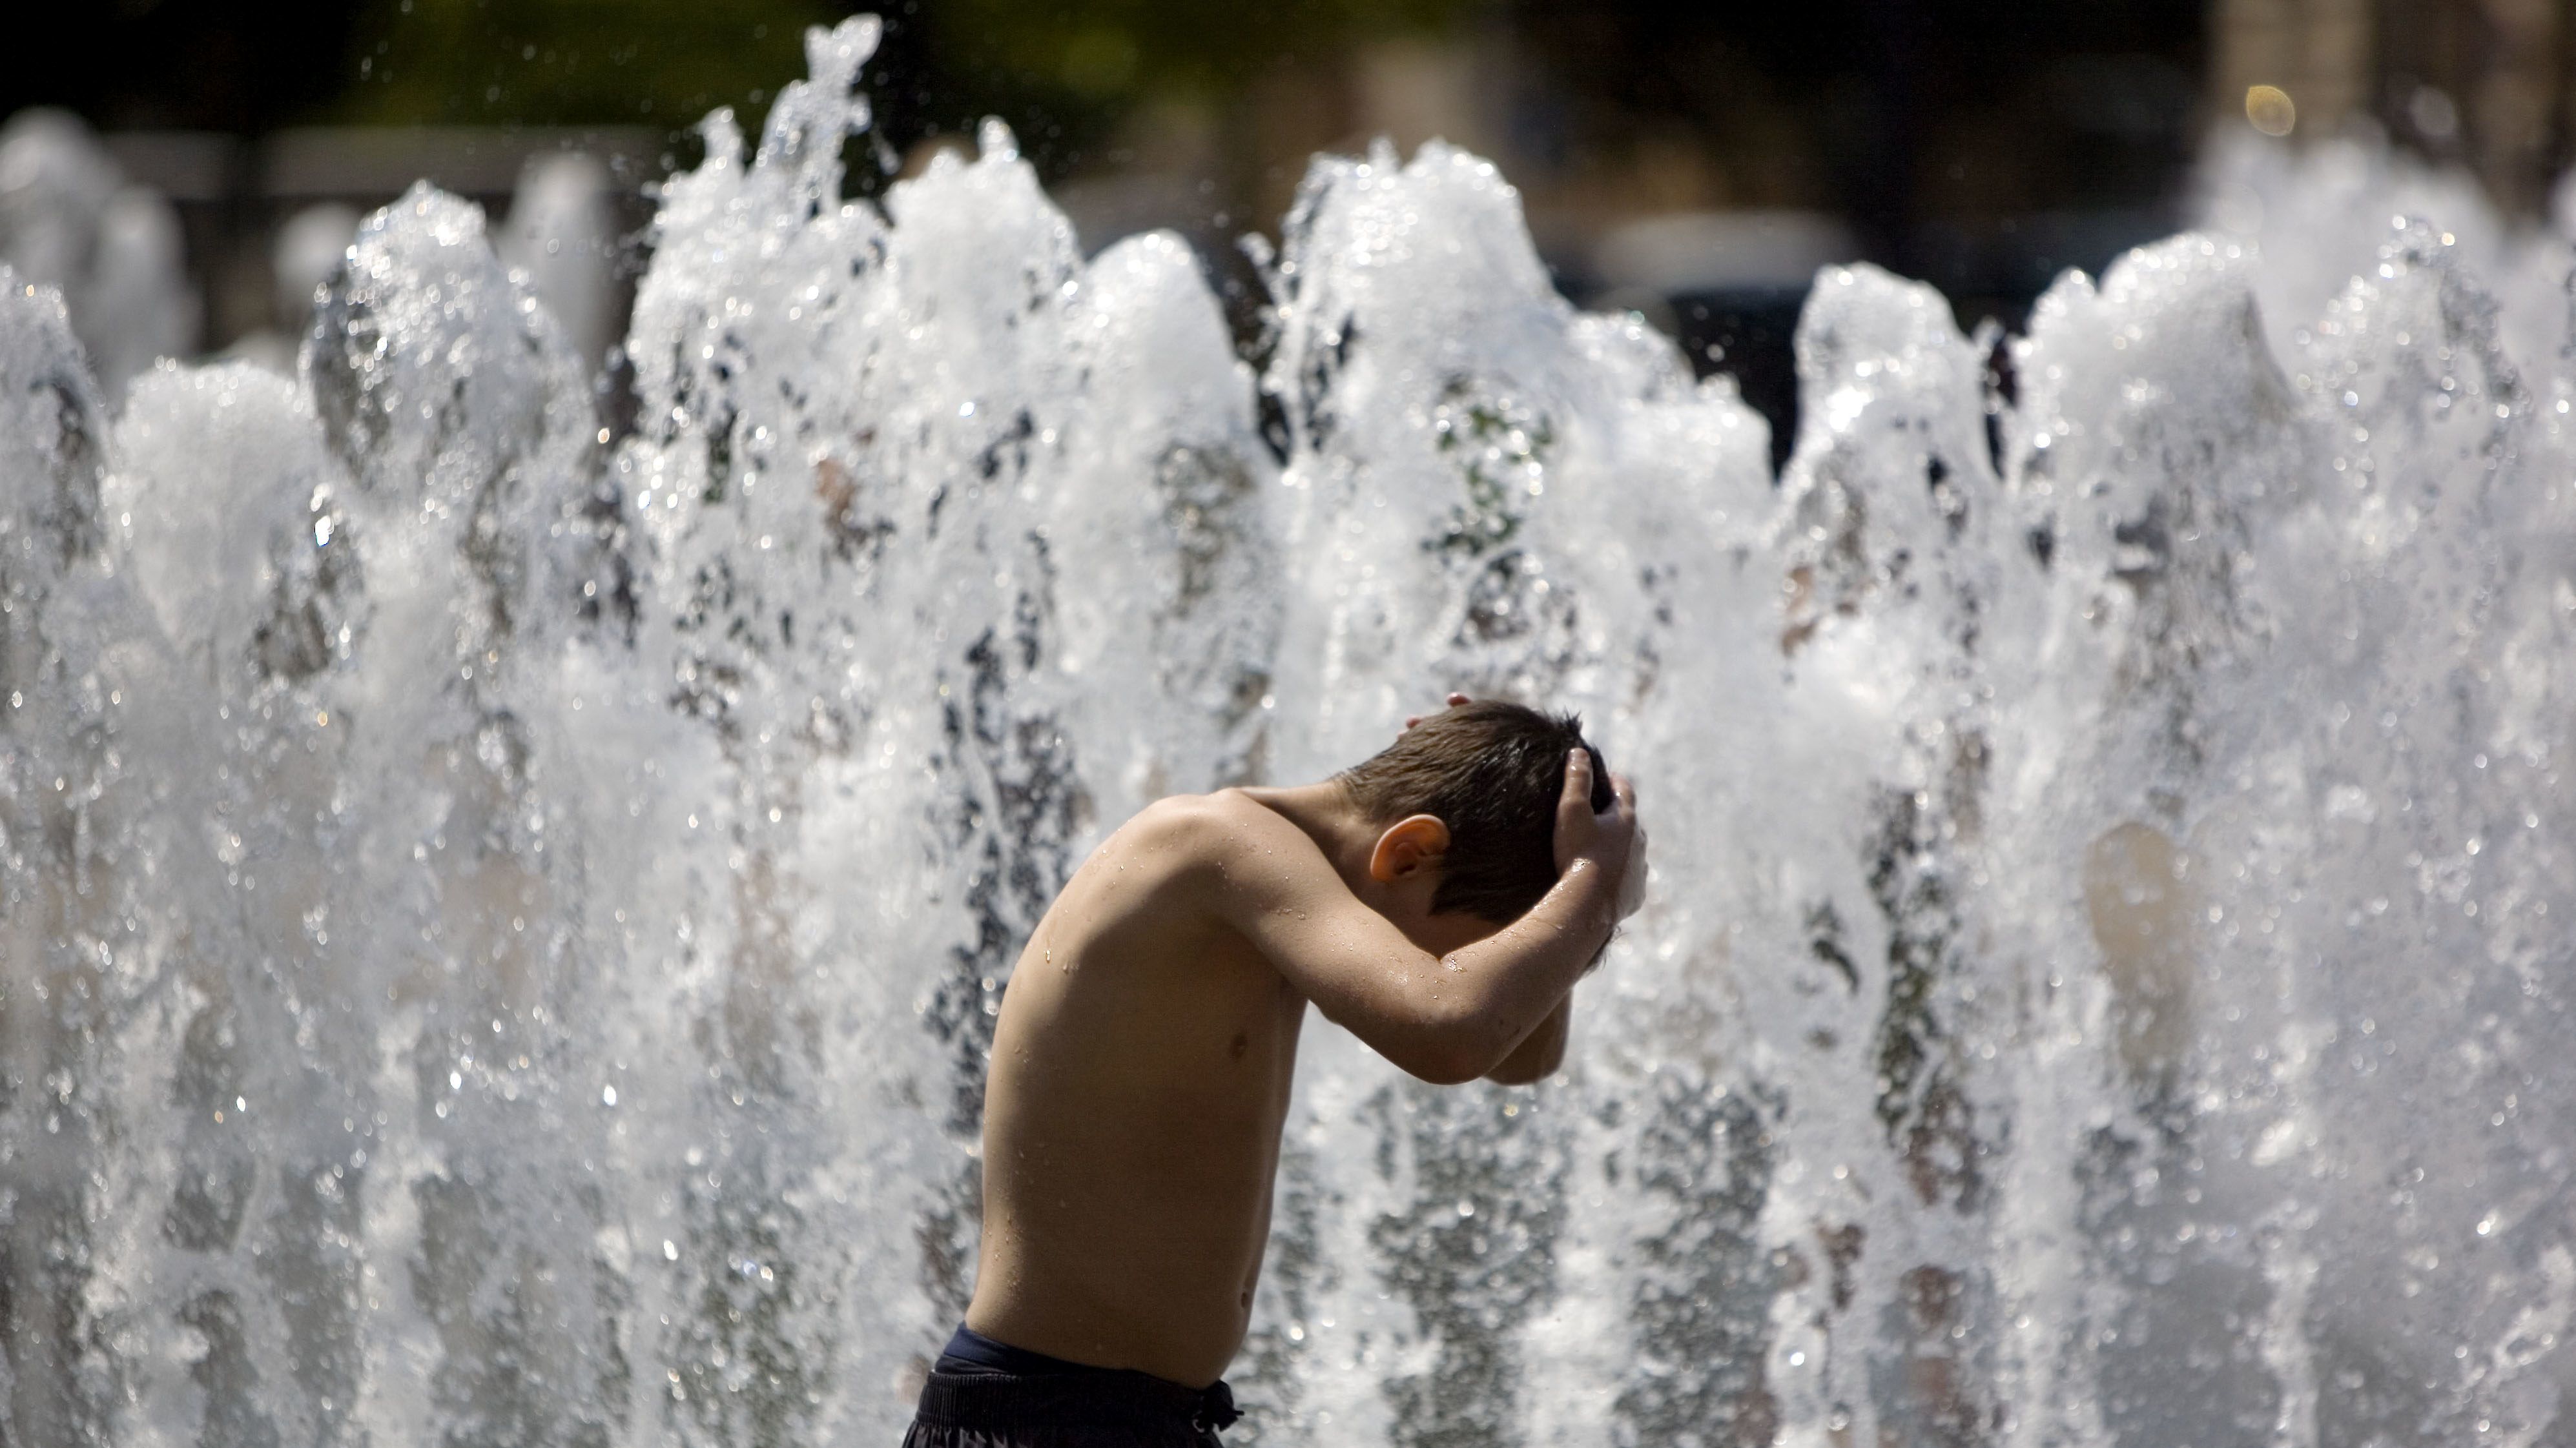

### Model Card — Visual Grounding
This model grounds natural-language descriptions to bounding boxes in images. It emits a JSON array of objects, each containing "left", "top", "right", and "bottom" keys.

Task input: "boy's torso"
[{"left": 967, "top": 790, "right": 1308, "bottom": 1388}]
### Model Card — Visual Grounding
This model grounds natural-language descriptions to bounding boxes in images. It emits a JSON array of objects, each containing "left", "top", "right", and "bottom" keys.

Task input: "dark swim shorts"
[{"left": 901, "top": 1325, "right": 1241, "bottom": 1447}]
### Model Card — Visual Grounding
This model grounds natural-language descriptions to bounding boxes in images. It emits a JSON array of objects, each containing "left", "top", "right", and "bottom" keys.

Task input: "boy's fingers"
[
  {"left": 1404, "top": 695, "right": 1470, "bottom": 734},
  {"left": 1561, "top": 748, "right": 1592, "bottom": 807}
]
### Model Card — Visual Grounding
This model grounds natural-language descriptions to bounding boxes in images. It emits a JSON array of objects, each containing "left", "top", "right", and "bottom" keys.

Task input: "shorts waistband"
[
  {"left": 916, "top": 1327, "right": 1239, "bottom": 1435},
  {"left": 937, "top": 1323, "right": 1097, "bottom": 1376}
]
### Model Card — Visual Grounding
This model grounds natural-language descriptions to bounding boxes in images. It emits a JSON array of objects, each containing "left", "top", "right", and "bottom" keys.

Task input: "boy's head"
[{"left": 1336, "top": 699, "right": 1611, "bottom": 924}]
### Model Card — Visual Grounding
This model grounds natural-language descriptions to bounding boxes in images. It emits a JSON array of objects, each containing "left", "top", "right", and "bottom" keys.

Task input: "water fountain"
[
  {"left": 0, "top": 108, "right": 199, "bottom": 403},
  {"left": 5, "top": 17, "right": 2573, "bottom": 1445}
]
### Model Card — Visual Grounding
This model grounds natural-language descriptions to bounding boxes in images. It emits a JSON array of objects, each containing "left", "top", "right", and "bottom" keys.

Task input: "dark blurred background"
[{"left": 4, "top": 0, "right": 2571, "bottom": 452}]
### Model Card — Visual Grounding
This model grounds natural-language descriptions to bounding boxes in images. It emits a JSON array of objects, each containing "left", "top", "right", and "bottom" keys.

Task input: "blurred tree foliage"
[
  {"left": 5, "top": 0, "right": 2201, "bottom": 298},
  {"left": 334, "top": 0, "right": 1469, "bottom": 178},
  {"left": 2, "top": 0, "right": 1465, "bottom": 179},
  {"left": 0, "top": 0, "right": 362, "bottom": 133},
  {"left": 918, "top": 0, "right": 1468, "bottom": 98},
  {"left": 339, "top": 0, "right": 849, "bottom": 128}
]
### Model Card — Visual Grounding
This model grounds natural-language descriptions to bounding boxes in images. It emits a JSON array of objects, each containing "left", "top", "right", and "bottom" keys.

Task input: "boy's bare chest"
[
  {"left": 982, "top": 888, "right": 1306, "bottom": 1281},
  {"left": 996, "top": 889, "right": 1305, "bottom": 1118}
]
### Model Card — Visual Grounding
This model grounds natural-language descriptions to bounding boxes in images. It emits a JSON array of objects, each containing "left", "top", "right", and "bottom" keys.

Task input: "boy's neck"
[{"left": 1236, "top": 780, "right": 1380, "bottom": 893}]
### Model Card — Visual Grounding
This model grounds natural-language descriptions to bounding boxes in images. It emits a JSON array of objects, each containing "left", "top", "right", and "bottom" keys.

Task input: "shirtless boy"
[{"left": 902, "top": 698, "right": 1644, "bottom": 1446}]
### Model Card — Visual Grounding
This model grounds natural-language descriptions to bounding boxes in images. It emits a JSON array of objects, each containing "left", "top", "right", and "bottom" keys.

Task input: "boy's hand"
[
  {"left": 1554, "top": 748, "right": 1640, "bottom": 902},
  {"left": 1402, "top": 697, "right": 1646, "bottom": 917},
  {"left": 1402, "top": 693, "right": 1473, "bottom": 732}
]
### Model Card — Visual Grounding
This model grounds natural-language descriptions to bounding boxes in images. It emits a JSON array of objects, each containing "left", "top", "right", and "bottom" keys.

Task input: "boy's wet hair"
[{"left": 1336, "top": 699, "right": 1611, "bottom": 923}]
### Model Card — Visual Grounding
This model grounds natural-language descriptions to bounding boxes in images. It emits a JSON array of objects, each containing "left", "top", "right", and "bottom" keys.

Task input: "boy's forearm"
[
  {"left": 1483, "top": 995, "right": 1569, "bottom": 1084},
  {"left": 1437, "top": 859, "right": 1615, "bottom": 1073}
]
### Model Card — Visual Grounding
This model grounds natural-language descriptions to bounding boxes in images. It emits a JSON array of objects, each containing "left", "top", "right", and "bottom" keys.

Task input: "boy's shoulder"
[
  {"left": 1120, "top": 788, "right": 1300, "bottom": 856},
  {"left": 1116, "top": 789, "right": 1328, "bottom": 897}
]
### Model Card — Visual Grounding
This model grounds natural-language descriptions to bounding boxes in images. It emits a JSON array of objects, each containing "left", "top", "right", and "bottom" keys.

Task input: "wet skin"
[{"left": 965, "top": 755, "right": 1636, "bottom": 1388}]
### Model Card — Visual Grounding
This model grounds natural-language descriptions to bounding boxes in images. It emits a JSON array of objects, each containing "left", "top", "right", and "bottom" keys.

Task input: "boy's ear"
[{"left": 1368, "top": 815, "right": 1452, "bottom": 882}]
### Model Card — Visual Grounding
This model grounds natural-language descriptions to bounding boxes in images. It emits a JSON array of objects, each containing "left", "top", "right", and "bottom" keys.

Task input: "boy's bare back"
[{"left": 958, "top": 707, "right": 1638, "bottom": 1398}]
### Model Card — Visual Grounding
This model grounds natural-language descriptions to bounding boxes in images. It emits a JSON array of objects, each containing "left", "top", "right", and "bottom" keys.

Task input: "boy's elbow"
[
  {"left": 1391, "top": 1015, "right": 1504, "bottom": 1082},
  {"left": 1396, "top": 1015, "right": 1514, "bottom": 1086},
  {"left": 1483, "top": 1041, "right": 1564, "bottom": 1086},
  {"left": 1402, "top": 1046, "right": 1496, "bottom": 1087},
  {"left": 1480, "top": 1002, "right": 1571, "bottom": 1085}
]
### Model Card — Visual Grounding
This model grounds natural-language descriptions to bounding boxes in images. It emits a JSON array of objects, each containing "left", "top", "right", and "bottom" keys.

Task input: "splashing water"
[
  {"left": 0, "top": 109, "right": 200, "bottom": 402},
  {"left": 8, "top": 20, "right": 2576, "bottom": 1446}
]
